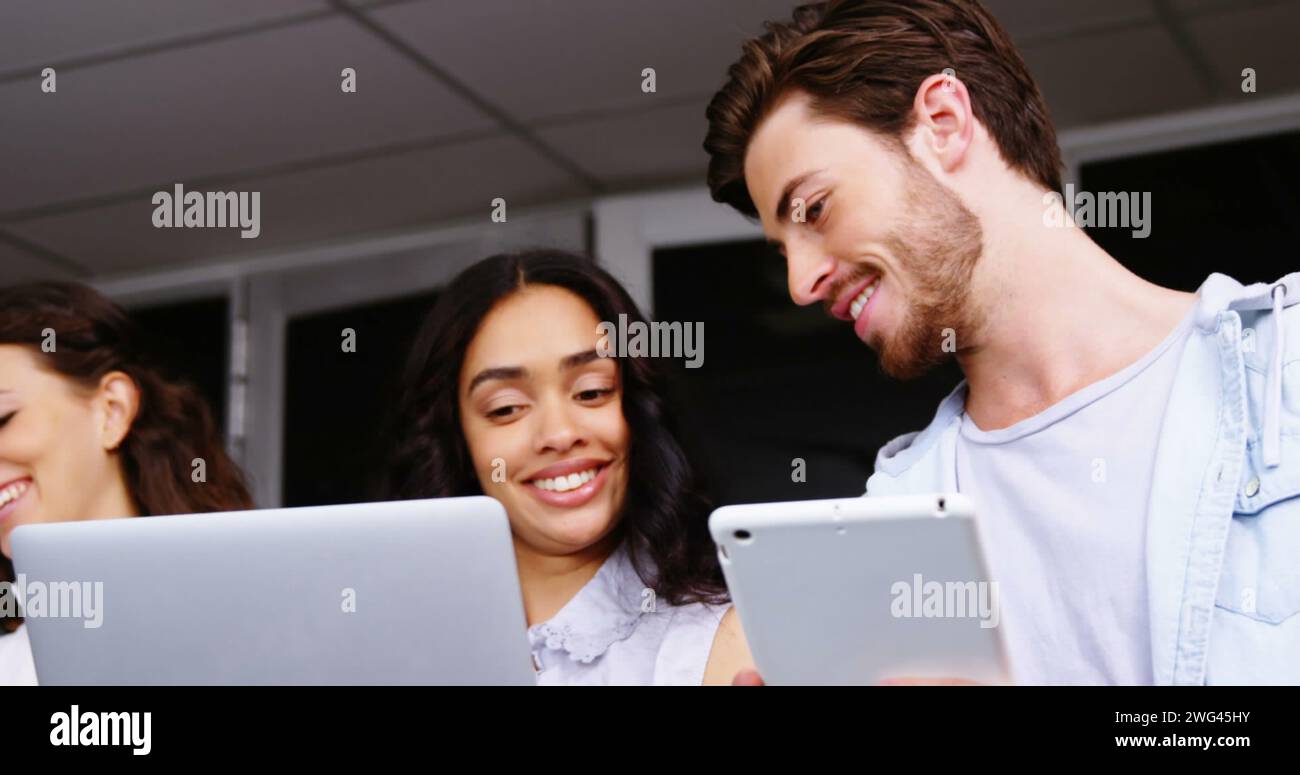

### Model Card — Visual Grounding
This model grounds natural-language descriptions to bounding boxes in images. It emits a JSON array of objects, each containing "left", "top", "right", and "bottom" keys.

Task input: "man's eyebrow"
[
  {"left": 774, "top": 170, "right": 821, "bottom": 222},
  {"left": 467, "top": 366, "right": 526, "bottom": 394}
]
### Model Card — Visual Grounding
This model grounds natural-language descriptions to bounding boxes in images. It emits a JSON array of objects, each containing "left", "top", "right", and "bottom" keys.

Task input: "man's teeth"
[
  {"left": 0, "top": 480, "right": 30, "bottom": 508},
  {"left": 849, "top": 278, "right": 880, "bottom": 320},
  {"left": 532, "top": 468, "right": 600, "bottom": 492}
]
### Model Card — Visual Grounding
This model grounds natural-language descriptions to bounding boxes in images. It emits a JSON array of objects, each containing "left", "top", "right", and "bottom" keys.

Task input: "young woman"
[
  {"left": 386, "top": 249, "right": 752, "bottom": 685},
  {"left": 0, "top": 282, "right": 253, "bottom": 685}
]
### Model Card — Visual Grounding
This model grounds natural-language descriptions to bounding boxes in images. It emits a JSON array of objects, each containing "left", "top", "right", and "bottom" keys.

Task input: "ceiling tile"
[
  {"left": 1166, "top": 0, "right": 1293, "bottom": 15},
  {"left": 536, "top": 99, "right": 709, "bottom": 189},
  {"left": 0, "top": 0, "right": 328, "bottom": 74},
  {"left": 1184, "top": 1, "right": 1300, "bottom": 96},
  {"left": 983, "top": 0, "right": 1155, "bottom": 44},
  {"left": 0, "top": 15, "right": 498, "bottom": 215},
  {"left": 5, "top": 134, "right": 585, "bottom": 276},
  {"left": 0, "top": 237, "right": 80, "bottom": 283},
  {"left": 367, "top": 0, "right": 798, "bottom": 123},
  {"left": 1020, "top": 25, "right": 1207, "bottom": 127}
]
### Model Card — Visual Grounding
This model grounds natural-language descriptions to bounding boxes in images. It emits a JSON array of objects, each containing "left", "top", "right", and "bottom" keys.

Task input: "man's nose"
[{"left": 786, "top": 242, "right": 836, "bottom": 306}]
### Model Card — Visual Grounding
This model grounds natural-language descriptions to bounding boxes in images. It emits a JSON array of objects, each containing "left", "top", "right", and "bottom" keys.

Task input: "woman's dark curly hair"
[
  {"left": 0, "top": 281, "right": 254, "bottom": 633},
  {"left": 384, "top": 249, "right": 727, "bottom": 606}
]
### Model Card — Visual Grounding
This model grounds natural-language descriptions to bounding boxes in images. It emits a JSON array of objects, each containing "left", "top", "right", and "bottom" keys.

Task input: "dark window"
[
  {"left": 282, "top": 290, "right": 439, "bottom": 507},
  {"left": 130, "top": 297, "right": 229, "bottom": 433},
  {"left": 1080, "top": 130, "right": 1300, "bottom": 289},
  {"left": 653, "top": 241, "right": 960, "bottom": 505}
]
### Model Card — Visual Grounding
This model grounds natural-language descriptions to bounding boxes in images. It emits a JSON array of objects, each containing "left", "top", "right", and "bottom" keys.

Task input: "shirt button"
[{"left": 1244, "top": 477, "right": 1260, "bottom": 497}]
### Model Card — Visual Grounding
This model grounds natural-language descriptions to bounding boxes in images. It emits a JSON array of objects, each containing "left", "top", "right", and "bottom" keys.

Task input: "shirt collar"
[{"left": 527, "top": 543, "right": 652, "bottom": 665}]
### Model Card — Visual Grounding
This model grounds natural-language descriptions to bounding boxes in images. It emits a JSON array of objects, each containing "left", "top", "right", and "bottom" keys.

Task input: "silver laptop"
[{"left": 11, "top": 496, "right": 536, "bottom": 685}]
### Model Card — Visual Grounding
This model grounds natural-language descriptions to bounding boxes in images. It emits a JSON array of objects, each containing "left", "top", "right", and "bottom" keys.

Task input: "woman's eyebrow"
[
  {"left": 467, "top": 350, "right": 603, "bottom": 393},
  {"left": 467, "top": 366, "right": 526, "bottom": 394},
  {"left": 560, "top": 349, "right": 602, "bottom": 370}
]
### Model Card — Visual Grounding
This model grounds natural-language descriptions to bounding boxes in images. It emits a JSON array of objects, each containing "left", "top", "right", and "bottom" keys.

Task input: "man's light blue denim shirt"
[{"left": 865, "top": 272, "right": 1300, "bottom": 685}]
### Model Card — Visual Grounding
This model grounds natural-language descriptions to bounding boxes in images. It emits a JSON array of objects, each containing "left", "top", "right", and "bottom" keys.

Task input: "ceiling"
[{"left": 1, "top": 0, "right": 1298, "bottom": 282}]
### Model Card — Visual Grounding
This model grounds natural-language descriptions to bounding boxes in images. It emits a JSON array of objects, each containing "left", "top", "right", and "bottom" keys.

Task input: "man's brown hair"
[{"left": 704, "top": 0, "right": 1063, "bottom": 217}]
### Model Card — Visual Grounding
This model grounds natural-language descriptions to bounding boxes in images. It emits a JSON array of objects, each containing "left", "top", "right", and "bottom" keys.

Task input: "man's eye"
[
  {"left": 808, "top": 200, "right": 825, "bottom": 222},
  {"left": 0, "top": 411, "right": 14, "bottom": 428}
]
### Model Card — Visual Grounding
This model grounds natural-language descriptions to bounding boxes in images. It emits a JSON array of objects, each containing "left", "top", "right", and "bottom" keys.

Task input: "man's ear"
[
  {"left": 96, "top": 371, "right": 140, "bottom": 452},
  {"left": 911, "top": 71, "right": 975, "bottom": 174}
]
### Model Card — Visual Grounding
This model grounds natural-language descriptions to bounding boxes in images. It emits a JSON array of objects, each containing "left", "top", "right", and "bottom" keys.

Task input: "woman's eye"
[
  {"left": 487, "top": 405, "right": 520, "bottom": 419},
  {"left": 575, "top": 388, "right": 614, "bottom": 402},
  {"left": 0, "top": 411, "right": 14, "bottom": 429}
]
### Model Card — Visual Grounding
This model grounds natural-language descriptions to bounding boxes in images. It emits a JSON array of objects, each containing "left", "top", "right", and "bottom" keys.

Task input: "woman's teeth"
[
  {"left": 531, "top": 468, "right": 600, "bottom": 492},
  {"left": 0, "top": 479, "right": 30, "bottom": 508},
  {"left": 849, "top": 277, "right": 880, "bottom": 321}
]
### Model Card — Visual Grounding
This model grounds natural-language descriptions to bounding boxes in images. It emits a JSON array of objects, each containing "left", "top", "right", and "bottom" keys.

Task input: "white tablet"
[
  {"left": 710, "top": 493, "right": 1013, "bottom": 685},
  {"left": 12, "top": 496, "right": 537, "bottom": 685}
]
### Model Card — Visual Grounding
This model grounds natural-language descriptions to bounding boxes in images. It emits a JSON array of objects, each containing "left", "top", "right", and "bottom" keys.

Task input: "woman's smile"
[{"left": 521, "top": 458, "right": 614, "bottom": 508}]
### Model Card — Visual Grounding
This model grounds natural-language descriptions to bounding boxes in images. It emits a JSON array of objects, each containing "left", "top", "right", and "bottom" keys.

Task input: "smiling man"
[{"left": 704, "top": 0, "right": 1299, "bottom": 684}]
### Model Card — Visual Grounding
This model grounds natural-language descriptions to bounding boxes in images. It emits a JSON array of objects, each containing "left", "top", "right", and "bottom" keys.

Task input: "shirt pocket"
[{"left": 1215, "top": 457, "right": 1300, "bottom": 624}]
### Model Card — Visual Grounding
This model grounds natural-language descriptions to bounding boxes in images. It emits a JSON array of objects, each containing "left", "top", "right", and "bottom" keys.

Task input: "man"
[{"left": 704, "top": 0, "right": 1298, "bottom": 684}]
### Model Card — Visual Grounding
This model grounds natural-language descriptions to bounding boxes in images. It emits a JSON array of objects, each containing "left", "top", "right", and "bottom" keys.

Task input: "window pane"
[
  {"left": 130, "top": 297, "right": 230, "bottom": 433},
  {"left": 282, "top": 290, "right": 439, "bottom": 507},
  {"left": 1080, "top": 130, "right": 1300, "bottom": 288}
]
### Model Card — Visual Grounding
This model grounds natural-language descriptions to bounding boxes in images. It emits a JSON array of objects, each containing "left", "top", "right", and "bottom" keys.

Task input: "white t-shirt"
[
  {"left": 955, "top": 306, "right": 1195, "bottom": 685},
  {"left": 0, "top": 624, "right": 38, "bottom": 686}
]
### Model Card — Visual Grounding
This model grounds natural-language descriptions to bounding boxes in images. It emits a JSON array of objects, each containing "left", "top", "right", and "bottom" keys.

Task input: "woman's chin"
[{"left": 519, "top": 505, "right": 616, "bottom": 554}]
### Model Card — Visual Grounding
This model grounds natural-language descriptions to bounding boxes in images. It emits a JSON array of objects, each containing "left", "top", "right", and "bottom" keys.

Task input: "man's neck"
[{"left": 956, "top": 191, "right": 1196, "bottom": 431}]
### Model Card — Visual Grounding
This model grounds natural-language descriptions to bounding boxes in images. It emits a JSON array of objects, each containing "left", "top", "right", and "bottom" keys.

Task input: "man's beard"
[{"left": 871, "top": 157, "right": 984, "bottom": 380}]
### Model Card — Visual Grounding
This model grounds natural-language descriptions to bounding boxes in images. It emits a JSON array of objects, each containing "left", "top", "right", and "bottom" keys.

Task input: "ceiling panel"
[
  {"left": 367, "top": 0, "right": 798, "bottom": 123},
  {"left": 983, "top": 0, "right": 1155, "bottom": 44},
  {"left": 1184, "top": 1, "right": 1300, "bottom": 96},
  {"left": 0, "top": 238, "right": 79, "bottom": 283},
  {"left": 4, "top": 134, "right": 585, "bottom": 276},
  {"left": 0, "top": 0, "right": 328, "bottom": 74},
  {"left": 0, "top": 15, "right": 499, "bottom": 215},
  {"left": 1167, "top": 0, "right": 1297, "bottom": 15},
  {"left": 1021, "top": 25, "right": 1207, "bottom": 128},
  {"left": 537, "top": 100, "right": 710, "bottom": 189}
]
